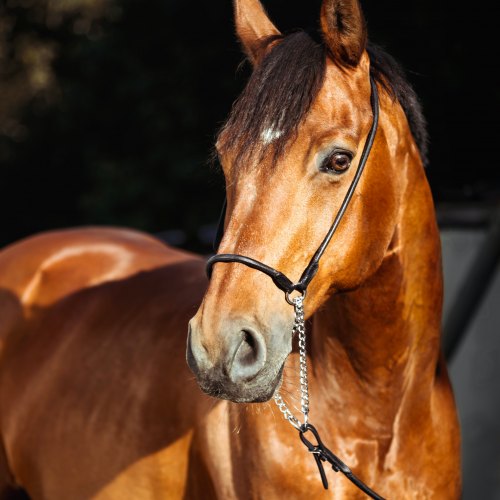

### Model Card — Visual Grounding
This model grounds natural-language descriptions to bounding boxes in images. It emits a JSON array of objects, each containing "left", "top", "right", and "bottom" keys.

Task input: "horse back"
[
  {"left": 0, "top": 227, "right": 196, "bottom": 309},
  {"left": 0, "top": 227, "right": 210, "bottom": 498},
  {"left": 0, "top": 226, "right": 199, "bottom": 369}
]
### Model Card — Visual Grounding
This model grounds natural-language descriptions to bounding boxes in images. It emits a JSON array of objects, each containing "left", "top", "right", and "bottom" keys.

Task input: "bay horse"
[{"left": 0, "top": 0, "right": 460, "bottom": 498}]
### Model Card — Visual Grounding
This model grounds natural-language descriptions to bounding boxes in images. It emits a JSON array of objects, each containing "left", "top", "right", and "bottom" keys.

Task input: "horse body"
[
  {"left": 0, "top": 225, "right": 459, "bottom": 499},
  {"left": 0, "top": 229, "right": 211, "bottom": 498},
  {"left": 0, "top": 0, "right": 460, "bottom": 498}
]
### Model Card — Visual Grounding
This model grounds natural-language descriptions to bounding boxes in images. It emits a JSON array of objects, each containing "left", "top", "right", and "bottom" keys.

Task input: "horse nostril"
[
  {"left": 237, "top": 331, "right": 257, "bottom": 367},
  {"left": 186, "top": 321, "right": 211, "bottom": 376},
  {"left": 229, "top": 329, "right": 266, "bottom": 383}
]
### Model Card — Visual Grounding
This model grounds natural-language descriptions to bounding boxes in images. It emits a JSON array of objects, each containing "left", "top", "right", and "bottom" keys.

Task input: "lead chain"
[{"left": 274, "top": 295, "right": 309, "bottom": 430}]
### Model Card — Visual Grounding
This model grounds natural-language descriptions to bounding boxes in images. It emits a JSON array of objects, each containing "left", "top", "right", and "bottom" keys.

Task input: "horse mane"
[
  {"left": 218, "top": 31, "right": 428, "bottom": 167},
  {"left": 366, "top": 43, "right": 428, "bottom": 165}
]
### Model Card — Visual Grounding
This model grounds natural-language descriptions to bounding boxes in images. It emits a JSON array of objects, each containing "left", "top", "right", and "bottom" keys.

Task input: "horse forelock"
[
  {"left": 217, "top": 31, "right": 326, "bottom": 168},
  {"left": 217, "top": 32, "right": 428, "bottom": 170}
]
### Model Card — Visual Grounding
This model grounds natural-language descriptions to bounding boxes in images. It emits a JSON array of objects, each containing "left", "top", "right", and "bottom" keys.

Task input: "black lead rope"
[
  {"left": 300, "top": 424, "right": 385, "bottom": 499},
  {"left": 206, "top": 78, "right": 386, "bottom": 499}
]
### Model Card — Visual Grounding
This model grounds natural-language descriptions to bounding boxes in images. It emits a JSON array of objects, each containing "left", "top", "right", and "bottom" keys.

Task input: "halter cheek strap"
[{"left": 206, "top": 77, "right": 379, "bottom": 297}]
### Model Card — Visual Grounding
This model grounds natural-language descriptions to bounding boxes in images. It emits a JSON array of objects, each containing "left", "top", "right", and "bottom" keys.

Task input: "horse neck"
[{"left": 309, "top": 152, "right": 443, "bottom": 434}]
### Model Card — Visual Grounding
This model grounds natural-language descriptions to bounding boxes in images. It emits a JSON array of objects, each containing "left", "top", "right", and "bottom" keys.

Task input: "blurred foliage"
[
  {"left": 0, "top": 0, "right": 497, "bottom": 250},
  {"left": 0, "top": 0, "right": 239, "bottom": 249}
]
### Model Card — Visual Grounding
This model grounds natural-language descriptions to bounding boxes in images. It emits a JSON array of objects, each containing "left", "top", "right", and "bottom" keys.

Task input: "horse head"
[{"left": 188, "top": 0, "right": 421, "bottom": 403}]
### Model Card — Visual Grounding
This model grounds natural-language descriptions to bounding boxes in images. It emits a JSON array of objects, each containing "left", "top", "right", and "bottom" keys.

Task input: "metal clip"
[{"left": 300, "top": 423, "right": 330, "bottom": 489}]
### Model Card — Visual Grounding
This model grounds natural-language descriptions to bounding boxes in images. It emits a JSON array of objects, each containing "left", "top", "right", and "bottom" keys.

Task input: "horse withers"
[{"left": 0, "top": 0, "right": 460, "bottom": 498}]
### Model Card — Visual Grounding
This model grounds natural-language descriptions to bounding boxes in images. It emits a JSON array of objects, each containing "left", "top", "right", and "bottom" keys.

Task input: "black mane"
[
  {"left": 218, "top": 31, "right": 428, "bottom": 166},
  {"left": 367, "top": 43, "right": 428, "bottom": 165}
]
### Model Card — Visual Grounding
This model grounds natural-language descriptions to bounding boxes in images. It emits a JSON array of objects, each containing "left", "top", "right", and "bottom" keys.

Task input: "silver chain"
[{"left": 274, "top": 295, "right": 309, "bottom": 430}]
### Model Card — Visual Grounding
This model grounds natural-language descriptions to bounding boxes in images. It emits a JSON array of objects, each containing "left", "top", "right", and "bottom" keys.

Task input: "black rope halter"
[
  {"left": 205, "top": 77, "right": 385, "bottom": 500},
  {"left": 207, "top": 77, "right": 379, "bottom": 298}
]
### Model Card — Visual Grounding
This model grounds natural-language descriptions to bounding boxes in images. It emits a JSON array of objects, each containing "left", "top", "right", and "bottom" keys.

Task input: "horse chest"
[{"left": 197, "top": 405, "right": 379, "bottom": 499}]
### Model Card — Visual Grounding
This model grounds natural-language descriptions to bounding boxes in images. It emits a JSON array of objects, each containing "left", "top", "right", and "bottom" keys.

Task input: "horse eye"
[{"left": 320, "top": 152, "right": 352, "bottom": 174}]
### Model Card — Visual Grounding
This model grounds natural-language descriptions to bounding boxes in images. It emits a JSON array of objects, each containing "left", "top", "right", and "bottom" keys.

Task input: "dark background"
[{"left": 0, "top": 0, "right": 498, "bottom": 250}]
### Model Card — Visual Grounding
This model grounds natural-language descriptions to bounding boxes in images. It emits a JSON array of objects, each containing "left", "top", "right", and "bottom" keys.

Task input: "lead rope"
[{"left": 274, "top": 295, "right": 386, "bottom": 500}]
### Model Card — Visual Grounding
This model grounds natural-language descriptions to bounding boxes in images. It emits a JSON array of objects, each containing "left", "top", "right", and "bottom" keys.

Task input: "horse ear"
[
  {"left": 320, "top": 0, "right": 367, "bottom": 67},
  {"left": 234, "top": 0, "right": 281, "bottom": 65}
]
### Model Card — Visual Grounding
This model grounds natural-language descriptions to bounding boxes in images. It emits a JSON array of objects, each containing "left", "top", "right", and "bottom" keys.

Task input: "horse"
[{"left": 0, "top": 0, "right": 460, "bottom": 498}]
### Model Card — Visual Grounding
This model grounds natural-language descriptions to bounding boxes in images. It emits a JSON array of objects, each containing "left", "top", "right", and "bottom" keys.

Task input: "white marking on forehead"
[
  {"left": 245, "top": 181, "right": 257, "bottom": 200},
  {"left": 261, "top": 126, "right": 283, "bottom": 145}
]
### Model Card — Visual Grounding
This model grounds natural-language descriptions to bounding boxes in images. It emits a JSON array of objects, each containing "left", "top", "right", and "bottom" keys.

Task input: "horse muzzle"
[{"left": 186, "top": 319, "right": 290, "bottom": 403}]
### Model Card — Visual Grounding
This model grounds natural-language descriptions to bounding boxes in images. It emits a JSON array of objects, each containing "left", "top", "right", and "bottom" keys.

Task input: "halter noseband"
[{"left": 206, "top": 77, "right": 379, "bottom": 298}]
